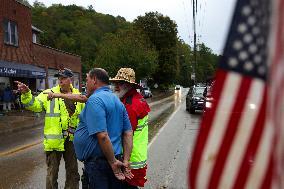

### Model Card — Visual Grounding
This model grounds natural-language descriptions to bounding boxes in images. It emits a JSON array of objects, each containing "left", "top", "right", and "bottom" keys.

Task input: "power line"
[
  {"left": 192, "top": 0, "right": 197, "bottom": 82},
  {"left": 182, "top": 1, "right": 191, "bottom": 43}
]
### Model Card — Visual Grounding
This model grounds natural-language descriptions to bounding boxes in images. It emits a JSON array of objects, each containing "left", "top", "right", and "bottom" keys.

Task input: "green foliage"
[
  {"left": 176, "top": 40, "right": 192, "bottom": 87},
  {"left": 31, "top": 3, "right": 129, "bottom": 77},
  {"left": 30, "top": 3, "right": 218, "bottom": 85},
  {"left": 195, "top": 43, "right": 219, "bottom": 82},
  {"left": 95, "top": 29, "right": 158, "bottom": 80},
  {"left": 134, "top": 12, "right": 178, "bottom": 86}
]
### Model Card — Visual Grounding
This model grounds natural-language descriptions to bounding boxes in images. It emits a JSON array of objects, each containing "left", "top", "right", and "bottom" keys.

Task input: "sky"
[{"left": 27, "top": 0, "right": 237, "bottom": 54}]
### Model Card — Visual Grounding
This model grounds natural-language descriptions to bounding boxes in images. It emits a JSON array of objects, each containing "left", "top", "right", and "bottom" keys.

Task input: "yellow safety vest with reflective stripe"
[
  {"left": 130, "top": 115, "right": 148, "bottom": 169},
  {"left": 21, "top": 85, "right": 84, "bottom": 151}
]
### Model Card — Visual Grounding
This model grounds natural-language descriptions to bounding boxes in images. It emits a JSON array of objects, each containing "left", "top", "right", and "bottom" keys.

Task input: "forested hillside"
[{"left": 30, "top": 1, "right": 219, "bottom": 87}]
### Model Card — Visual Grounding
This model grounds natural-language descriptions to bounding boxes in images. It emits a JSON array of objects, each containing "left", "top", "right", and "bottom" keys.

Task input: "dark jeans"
[
  {"left": 84, "top": 157, "right": 123, "bottom": 189},
  {"left": 45, "top": 140, "right": 79, "bottom": 189}
]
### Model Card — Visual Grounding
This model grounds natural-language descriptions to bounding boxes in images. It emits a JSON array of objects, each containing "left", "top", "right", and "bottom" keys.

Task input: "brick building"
[{"left": 0, "top": 0, "right": 82, "bottom": 93}]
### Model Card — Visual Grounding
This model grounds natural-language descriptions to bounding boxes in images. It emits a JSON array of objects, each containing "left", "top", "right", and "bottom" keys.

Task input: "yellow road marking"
[{"left": 0, "top": 140, "right": 42, "bottom": 157}]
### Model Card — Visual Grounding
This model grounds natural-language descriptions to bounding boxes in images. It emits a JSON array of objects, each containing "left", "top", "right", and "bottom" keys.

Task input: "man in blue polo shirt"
[{"left": 74, "top": 68, "right": 133, "bottom": 189}]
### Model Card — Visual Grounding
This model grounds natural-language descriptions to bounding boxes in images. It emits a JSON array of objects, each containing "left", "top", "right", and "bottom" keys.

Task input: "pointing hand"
[{"left": 14, "top": 81, "right": 29, "bottom": 94}]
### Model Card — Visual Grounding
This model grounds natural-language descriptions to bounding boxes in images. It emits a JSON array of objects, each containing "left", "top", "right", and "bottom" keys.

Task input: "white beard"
[
  {"left": 115, "top": 84, "right": 130, "bottom": 98},
  {"left": 115, "top": 88, "right": 128, "bottom": 98}
]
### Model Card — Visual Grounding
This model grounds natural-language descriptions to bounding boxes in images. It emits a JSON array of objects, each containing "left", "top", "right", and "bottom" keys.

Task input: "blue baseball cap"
[{"left": 54, "top": 68, "right": 74, "bottom": 78}]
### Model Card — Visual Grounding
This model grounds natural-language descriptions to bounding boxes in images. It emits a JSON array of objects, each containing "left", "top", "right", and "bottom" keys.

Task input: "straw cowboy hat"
[{"left": 110, "top": 68, "right": 141, "bottom": 87}]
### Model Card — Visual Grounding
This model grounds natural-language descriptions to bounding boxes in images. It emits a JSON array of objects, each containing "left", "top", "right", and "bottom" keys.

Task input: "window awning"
[{"left": 0, "top": 61, "right": 46, "bottom": 78}]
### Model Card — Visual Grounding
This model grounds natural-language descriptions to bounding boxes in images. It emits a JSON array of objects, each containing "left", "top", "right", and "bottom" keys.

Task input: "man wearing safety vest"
[
  {"left": 110, "top": 68, "right": 151, "bottom": 188},
  {"left": 15, "top": 68, "right": 84, "bottom": 189}
]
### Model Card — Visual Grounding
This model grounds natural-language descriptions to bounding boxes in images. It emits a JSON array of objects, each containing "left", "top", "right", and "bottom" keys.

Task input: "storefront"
[{"left": 0, "top": 60, "right": 46, "bottom": 92}]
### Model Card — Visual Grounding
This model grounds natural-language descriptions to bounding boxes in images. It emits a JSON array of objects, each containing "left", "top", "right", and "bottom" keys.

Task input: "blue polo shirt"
[{"left": 74, "top": 86, "right": 132, "bottom": 161}]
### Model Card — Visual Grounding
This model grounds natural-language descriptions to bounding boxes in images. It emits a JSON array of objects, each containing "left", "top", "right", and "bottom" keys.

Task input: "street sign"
[
  {"left": 154, "top": 83, "right": 158, "bottom": 88},
  {"left": 191, "top": 73, "right": 195, "bottom": 80}
]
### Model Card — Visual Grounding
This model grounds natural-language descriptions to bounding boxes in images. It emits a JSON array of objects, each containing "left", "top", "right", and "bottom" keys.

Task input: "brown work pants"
[{"left": 45, "top": 140, "right": 79, "bottom": 189}]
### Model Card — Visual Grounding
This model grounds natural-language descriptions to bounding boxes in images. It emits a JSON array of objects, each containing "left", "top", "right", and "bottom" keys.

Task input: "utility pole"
[{"left": 192, "top": 0, "right": 197, "bottom": 84}]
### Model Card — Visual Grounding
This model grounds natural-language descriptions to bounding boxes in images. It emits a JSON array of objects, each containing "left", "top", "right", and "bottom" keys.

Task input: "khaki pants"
[{"left": 45, "top": 140, "right": 79, "bottom": 189}]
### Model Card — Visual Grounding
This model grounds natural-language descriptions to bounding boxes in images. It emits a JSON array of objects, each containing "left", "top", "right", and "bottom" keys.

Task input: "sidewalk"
[
  {"left": 0, "top": 110, "right": 44, "bottom": 135},
  {"left": 146, "top": 89, "right": 174, "bottom": 105},
  {"left": 0, "top": 90, "right": 175, "bottom": 135}
]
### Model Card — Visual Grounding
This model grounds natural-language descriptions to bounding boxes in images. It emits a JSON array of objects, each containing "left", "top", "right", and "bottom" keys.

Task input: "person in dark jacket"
[{"left": 3, "top": 86, "right": 13, "bottom": 111}]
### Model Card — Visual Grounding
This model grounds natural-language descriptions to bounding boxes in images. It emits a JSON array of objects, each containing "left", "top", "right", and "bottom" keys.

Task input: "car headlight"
[{"left": 205, "top": 101, "right": 212, "bottom": 108}]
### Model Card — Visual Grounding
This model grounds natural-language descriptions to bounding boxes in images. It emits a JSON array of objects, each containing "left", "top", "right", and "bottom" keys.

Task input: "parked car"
[
  {"left": 186, "top": 86, "right": 206, "bottom": 114},
  {"left": 141, "top": 87, "right": 152, "bottom": 98}
]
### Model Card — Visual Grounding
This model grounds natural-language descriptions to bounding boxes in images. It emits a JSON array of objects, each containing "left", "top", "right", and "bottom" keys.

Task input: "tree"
[
  {"left": 87, "top": 5, "right": 94, "bottom": 11},
  {"left": 195, "top": 43, "right": 219, "bottom": 82},
  {"left": 134, "top": 12, "right": 179, "bottom": 87},
  {"left": 31, "top": 3, "right": 130, "bottom": 77},
  {"left": 95, "top": 28, "right": 158, "bottom": 80},
  {"left": 176, "top": 40, "right": 192, "bottom": 87},
  {"left": 33, "top": 0, "right": 46, "bottom": 8}
]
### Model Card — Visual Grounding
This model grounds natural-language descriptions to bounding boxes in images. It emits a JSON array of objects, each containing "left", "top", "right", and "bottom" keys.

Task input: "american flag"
[{"left": 189, "top": 0, "right": 284, "bottom": 188}]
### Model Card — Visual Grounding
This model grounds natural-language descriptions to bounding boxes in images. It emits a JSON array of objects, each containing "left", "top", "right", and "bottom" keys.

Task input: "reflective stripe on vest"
[
  {"left": 41, "top": 86, "right": 81, "bottom": 151},
  {"left": 130, "top": 160, "right": 147, "bottom": 169},
  {"left": 44, "top": 98, "right": 64, "bottom": 151},
  {"left": 136, "top": 119, "right": 148, "bottom": 131},
  {"left": 130, "top": 115, "right": 148, "bottom": 169},
  {"left": 44, "top": 134, "right": 63, "bottom": 139},
  {"left": 136, "top": 115, "right": 148, "bottom": 131},
  {"left": 24, "top": 96, "right": 35, "bottom": 108},
  {"left": 45, "top": 113, "right": 61, "bottom": 117},
  {"left": 39, "top": 99, "right": 44, "bottom": 111},
  {"left": 45, "top": 99, "right": 61, "bottom": 117}
]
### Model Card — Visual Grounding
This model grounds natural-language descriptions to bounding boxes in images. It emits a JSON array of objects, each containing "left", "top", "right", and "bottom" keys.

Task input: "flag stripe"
[
  {"left": 218, "top": 80, "right": 265, "bottom": 189},
  {"left": 260, "top": 147, "right": 273, "bottom": 189},
  {"left": 271, "top": 74, "right": 284, "bottom": 188},
  {"left": 269, "top": 0, "right": 283, "bottom": 147},
  {"left": 189, "top": 70, "right": 227, "bottom": 189},
  {"left": 269, "top": 0, "right": 284, "bottom": 77},
  {"left": 189, "top": 0, "right": 280, "bottom": 188},
  {"left": 271, "top": 67, "right": 284, "bottom": 123},
  {"left": 270, "top": 2, "right": 284, "bottom": 185},
  {"left": 274, "top": 73, "right": 284, "bottom": 127},
  {"left": 208, "top": 76, "right": 252, "bottom": 189},
  {"left": 196, "top": 72, "right": 242, "bottom": 189},
  {"left": 244, "top": 120, "right": 274, "bottom": 189},
  {"left": 232, "top": 87, "right": 267, "bottom": 189}
]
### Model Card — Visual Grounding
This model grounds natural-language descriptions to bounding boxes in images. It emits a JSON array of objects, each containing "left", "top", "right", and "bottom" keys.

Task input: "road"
[
  {"left": 145, "top": 91, "right": 201, "bottom": 189},
  {"left": 0, "top": 88, "right": 200, "bottom": 189}
]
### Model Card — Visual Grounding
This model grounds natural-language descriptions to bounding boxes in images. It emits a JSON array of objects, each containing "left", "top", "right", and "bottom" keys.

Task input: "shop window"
[
  {"left": 3, "top": 19, "right": 18, "bottom": 46},
  {"left": 32, "top": 33, "right": 37, "bottom": 43}
]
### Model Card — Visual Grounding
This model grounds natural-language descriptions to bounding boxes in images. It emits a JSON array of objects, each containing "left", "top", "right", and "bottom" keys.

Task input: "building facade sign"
[
  {"left": 0, "top": 67, "right": 17, "bottom": 75},
  {"left": 0, "top": 66, "right": 46, "bottom": 78}
]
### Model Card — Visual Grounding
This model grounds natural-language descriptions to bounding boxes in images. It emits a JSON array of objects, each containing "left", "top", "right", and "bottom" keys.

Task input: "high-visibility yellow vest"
[
  {"left": 21, "top": 85, "right": 84, "bottom": 151},
  {"left": 130, "top": 115, "right": 148, "bottom": 169}
]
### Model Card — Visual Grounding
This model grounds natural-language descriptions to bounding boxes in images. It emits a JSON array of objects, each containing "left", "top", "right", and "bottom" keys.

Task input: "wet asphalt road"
[
  {"left": 145, "top": 91, "right": 201, "bottom": 189},
  {"left": 0, "top": 88, "right": 200, "bottom": 189}
]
